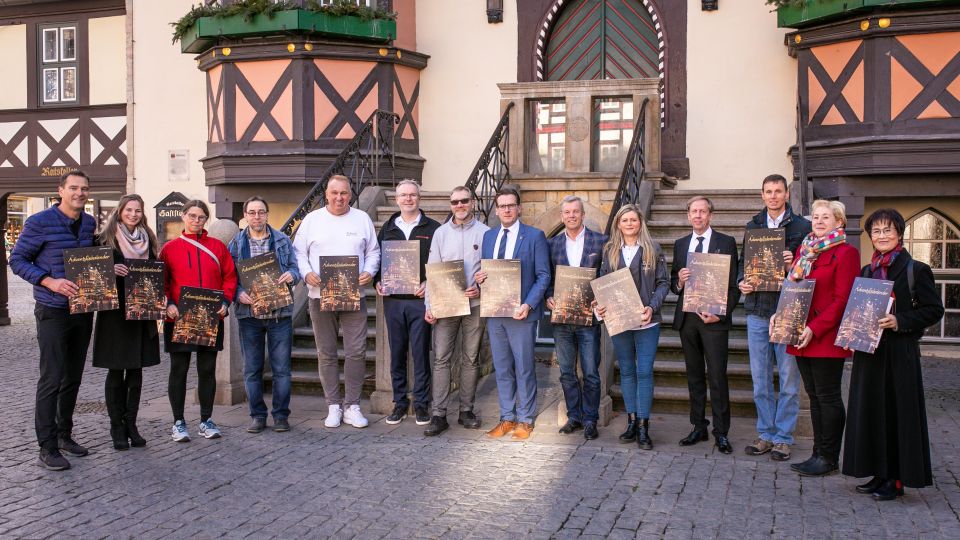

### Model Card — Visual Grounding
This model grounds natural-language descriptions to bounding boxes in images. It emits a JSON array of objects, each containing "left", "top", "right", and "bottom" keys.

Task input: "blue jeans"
[
  {"left": 746, "top": 314, "right": 800, "bottom": 444},
  {"left": 553, "top": 324, "right": 601, "bottom": 424},
  {"left": 238, "top": 316, "right": 292, "bottom": 420},
  {"left": 487, "top": 318, "right": 538, "bottom": 424},
  {"left": 612, "top": 324, "right": 661, "bottom": 419}
]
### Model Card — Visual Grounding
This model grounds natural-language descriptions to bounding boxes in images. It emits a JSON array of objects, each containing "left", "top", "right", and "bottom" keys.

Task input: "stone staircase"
[
  {"left": 266, "top": 190, "right": 453, "bottom": 398},
  {"left": 618, "top": 188, "right": 761, "bottom": 417}
]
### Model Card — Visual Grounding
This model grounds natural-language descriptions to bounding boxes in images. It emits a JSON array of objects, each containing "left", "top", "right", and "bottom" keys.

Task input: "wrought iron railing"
[
  {"left": 605, "top": 97, "right": 649, "bottom": 234},
  {"left": 465, "top": 102, "right": 513, "bottom": 223},
  {"left": 280, "top": 109, "right": 399, "bottom": 237}
]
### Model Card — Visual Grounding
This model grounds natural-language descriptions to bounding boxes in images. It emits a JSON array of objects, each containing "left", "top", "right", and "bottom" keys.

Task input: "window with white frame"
[{"left": 38, "top": 22, "right": 78, "bottom": 105}]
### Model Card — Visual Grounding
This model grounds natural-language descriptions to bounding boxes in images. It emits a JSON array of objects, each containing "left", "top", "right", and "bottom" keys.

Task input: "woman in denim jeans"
[{"left": 596, "top": 204, "right": 669, "bottom": 450}]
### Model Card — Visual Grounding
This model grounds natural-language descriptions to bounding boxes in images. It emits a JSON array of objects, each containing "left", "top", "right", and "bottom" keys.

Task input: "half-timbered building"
[{"left": 0, "top": 0, "right": 956, "bottom": 417}]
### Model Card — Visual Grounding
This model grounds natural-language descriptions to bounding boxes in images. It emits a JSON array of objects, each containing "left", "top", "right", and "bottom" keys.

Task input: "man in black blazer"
[{"left": 671, "top": 195, "right": 740, "bottom": 454}]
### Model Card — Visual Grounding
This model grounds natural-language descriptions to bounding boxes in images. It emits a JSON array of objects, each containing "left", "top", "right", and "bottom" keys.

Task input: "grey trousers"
[
  {"left": 308, "top": 297, "right": 368, "bottom": 407},
  {"left": 431, "top": 305, "right": 484, "bottom": 416}
]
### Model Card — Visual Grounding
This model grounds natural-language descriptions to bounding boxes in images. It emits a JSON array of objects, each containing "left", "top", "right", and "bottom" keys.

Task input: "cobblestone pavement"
[{"left": 1, "top": 270, "right": 959, "bottom": 539}]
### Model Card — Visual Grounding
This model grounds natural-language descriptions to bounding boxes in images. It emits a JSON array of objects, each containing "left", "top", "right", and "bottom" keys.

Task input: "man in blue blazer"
[
  {"left": 545, "top": 195, "right": 608, "bottom": 440},
  {"left": 475, "top": 188, "right": 551, "bottom": 440}
]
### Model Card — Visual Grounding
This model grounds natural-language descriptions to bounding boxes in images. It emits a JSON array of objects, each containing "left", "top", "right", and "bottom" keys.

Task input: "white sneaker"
[
  {"left": 198, "top": 419, "right": 222, "bottom": 439},
  {"left": 325, "top": 404, "right": 343, "bottom": 428},
  {"left": 343, "top": 404, "right": 368, "bottom": 428},
  {"left": 171, "top": 420, "right": 190, "bottom": 442}
]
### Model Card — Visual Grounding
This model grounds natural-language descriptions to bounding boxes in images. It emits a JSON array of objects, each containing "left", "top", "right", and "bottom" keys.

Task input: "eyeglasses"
[
  {"left": 185, "top": 214, "right": 208, "bottom": 222},
  {"left": 450, "top": 198, "right": 471, "bottom": 206},
  {"left": 497, "top": 204, "right": 519, "bottom": 211},
  {"left": 870, "top": 228, "right": 897, "bottom": 238},
  {"left": 397, "top": 193, "right": 419, "bottom": 199},
  {"left": 245, "top": 210, "right": 268, "bottom": 216}
]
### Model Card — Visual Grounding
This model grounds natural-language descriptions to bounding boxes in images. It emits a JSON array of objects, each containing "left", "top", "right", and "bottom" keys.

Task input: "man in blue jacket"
[
  {"left": 228, "top": 196, "right": 301, "bottom": 434},
  {"left": 738, "top": 175, "right": 811, "bottom": 462},
  {"left": 10, "top": 170, "right": 97, "bottom": 471},
  {"left": 475, "top": 188, "right": 551, "bottom": 440}
]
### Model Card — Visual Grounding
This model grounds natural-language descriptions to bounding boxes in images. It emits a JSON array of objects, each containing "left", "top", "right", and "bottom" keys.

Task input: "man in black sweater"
[{"left": 376, "top": 179, "right": 441, "bottom": 426}]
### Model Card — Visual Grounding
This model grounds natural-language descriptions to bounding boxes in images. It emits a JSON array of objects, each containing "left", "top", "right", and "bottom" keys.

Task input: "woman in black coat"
[
  {"left": 92, "top": 194, "right": 162, "bottom": 450},
  {"left": 842, "top": 208, "right": 944, "bottom": 501}
]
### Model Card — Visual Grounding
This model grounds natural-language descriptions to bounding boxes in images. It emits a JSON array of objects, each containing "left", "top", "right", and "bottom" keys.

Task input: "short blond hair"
[{"left": 811, "top": 199, "right": 847, "bottom": 227}]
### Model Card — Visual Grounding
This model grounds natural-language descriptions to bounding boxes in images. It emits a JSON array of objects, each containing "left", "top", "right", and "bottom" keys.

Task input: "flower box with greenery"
[
  {"left": 173, "top": 0, "right": 397, "bottom": 54},
  {"left": 771, "top": 0, "right": 951, "bottom": 29}
]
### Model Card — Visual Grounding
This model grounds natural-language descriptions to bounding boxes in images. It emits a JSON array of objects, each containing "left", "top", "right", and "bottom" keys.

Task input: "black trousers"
[
  {"left": 169, "top": 350, "right": 217, "bottom": 423},
  {"left": 34, "top": 305, "right": 93, "bottom": 450},
  {"left": 384, "top": 297, "right": 432, "bottom": 410},
  {"left": 679, "top": 316, "right": 731, "bottom": 436},
  {"left": 796, "top": 356, "right": 846, "bottom": 463}
]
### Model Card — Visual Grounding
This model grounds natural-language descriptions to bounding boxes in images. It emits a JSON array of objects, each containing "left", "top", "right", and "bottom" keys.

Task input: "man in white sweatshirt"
[{"left": 293, "top": 174, "right": 380, "bottom": 428}]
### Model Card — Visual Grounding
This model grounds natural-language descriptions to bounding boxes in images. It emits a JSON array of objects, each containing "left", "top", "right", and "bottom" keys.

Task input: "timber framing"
[
  {"left": 194, "top": 37, "right": 427, "bottom": 214},
  {"left": 788, "top": 8, "right": 960, "bottom": 181}
]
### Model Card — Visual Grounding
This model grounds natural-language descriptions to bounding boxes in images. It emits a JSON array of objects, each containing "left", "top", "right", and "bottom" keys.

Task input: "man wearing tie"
[
  {"left": 475, "top": 188, "right": 551, "bottom": 440},
  {"left": 545, "top": 195, "right": 608, "bottom": 440},
  {"left": 671, "top": 196, "right": 740, "bottom": 454}
]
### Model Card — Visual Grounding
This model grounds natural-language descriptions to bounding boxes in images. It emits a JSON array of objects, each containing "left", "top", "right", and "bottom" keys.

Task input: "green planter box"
[
  {"left": 777, "top": 0, "right": 949, "bottom": 29},
  {"left": 180, "top": 9, "right": 396, "bottom": 53}
]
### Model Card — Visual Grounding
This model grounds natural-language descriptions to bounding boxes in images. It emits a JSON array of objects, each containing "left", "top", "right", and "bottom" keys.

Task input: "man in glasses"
[
  {"left": 475, "top": 187, "right": 551, "bottom": 440},
  {"left": 228, "top": 196, "right": 301, "bottom": 434},
  {"left": 376, "top": 180, "right": 441, "bottom": 427},
  {"left": 422, "top": 186, "right": 489, "bottom": 435}
]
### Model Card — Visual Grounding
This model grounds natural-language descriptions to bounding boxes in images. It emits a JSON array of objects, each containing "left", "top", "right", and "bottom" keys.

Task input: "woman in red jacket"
[
  {"left": 784, "top": 199, "right": 859, "bottom": 477},
  {"left": 159, "top": 200, "right": 237, "bottom": 443}
]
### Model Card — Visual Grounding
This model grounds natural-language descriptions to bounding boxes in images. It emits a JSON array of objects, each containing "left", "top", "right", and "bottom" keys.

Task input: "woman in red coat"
[
  {"left": 159, "top": 200, "right": 237, "bottom": 443},
  {"left": 784, "top": 199, "right": 859, "bottom": 477}
]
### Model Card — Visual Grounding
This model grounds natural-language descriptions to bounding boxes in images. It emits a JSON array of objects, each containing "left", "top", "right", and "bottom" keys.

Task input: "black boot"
[
  {"left": 790, "top": 450, "right": 818, "bottom": 472},
  {"left": 872, "top": 479, "right": 904, "bottom": 501},
  {"left": 124, "top": 370, "right": 146, "bottom": 447},
  {"left": 637, "top": 419, "right": 652, "bottom": 450},
  {"left": 796, "top": 455, "right": 838, "bottom": 477},
  {"left": 105, "top": 377, "right": 129, "bottom": 451},
  {"left": 619, "top": 413, "right": 638, "bottom": 443},
  {"left": 855, "top": 476, "right": 885, "bottom": 494},
  {"left": 110, "top": 422, "right": 129, "bottom": 451}
]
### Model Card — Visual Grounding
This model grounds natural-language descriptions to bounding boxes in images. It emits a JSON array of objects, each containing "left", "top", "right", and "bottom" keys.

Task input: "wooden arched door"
[{"left": 542, "top": 0, "right": 662, "bottom": 82}]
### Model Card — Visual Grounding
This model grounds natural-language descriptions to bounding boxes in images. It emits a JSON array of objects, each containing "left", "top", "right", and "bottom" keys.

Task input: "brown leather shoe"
[
  {"left": 486, "top": 420, "right": 517, "bottom": 438},
  {"left": 511, "top": 422, "right": 534, "bottom": 440}
]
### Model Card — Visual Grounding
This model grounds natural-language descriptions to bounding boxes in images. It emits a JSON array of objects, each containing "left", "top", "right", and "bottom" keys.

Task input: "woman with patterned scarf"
[
  {"left": 842, "top": 209, "right": 943, "bottom": 501},
  {"left": 782, "top": 199, "right": 860, "bottom": 477},
  {"left": 92, "top": 194, "right": 162, "bottom": 450}
]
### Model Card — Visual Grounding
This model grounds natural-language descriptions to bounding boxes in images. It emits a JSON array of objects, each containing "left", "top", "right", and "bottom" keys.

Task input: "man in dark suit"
[
  {"left": 671, "top": 195, "right": 740, "bottom": 454},
  {"left": 475, "top": 188, "right": 551, "bottom": 440},
  {"left": 545, "top": 195, "right": 608, "bottom": 440}
]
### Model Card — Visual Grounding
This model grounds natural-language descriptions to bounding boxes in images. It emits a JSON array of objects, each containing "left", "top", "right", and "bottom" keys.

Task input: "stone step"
[
  {"left": 265, "top": 368, "right": 377, "bottom": 397},
  {"left": 610, "top": 384, "right": 758, "bottom": 417}
]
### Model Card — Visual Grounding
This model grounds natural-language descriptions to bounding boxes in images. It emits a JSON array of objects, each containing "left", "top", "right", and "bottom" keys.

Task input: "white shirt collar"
[
  {"left": 689, "top": 227, "right": 713, "bottom": 252},
  {"left": 767, "top": 209, "right": 786, "bottom": 228},
  {"left": 565, "top": 226, "right": 585, "bottom": 242}
]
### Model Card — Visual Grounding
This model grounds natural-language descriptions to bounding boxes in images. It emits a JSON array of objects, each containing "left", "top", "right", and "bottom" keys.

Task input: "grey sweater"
[{"left": 425, "top": 217, "right": 490, "bottom": 311}]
